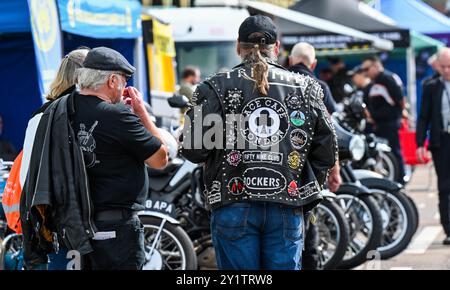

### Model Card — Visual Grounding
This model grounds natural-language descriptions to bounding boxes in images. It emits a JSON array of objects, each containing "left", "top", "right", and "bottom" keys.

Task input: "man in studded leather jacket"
[{"left": 181, "top": 15, "right": 338, "bottom": 270}]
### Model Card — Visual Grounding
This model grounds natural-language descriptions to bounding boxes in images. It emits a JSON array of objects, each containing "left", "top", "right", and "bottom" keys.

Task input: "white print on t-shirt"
[
  {"left": 78, "top": 121, "right": 99, "bottom": 168},
  {"left": 368, "top": 84, "right": 396, "bottom": 106}
]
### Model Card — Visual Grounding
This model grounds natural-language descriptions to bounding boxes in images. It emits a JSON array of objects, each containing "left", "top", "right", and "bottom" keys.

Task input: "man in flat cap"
[
  {"left": 181, "top": 16, "right": 337, "bottom": 270},
  {"left": 73, "top": 47, "right": 168, "bottom": 269}
]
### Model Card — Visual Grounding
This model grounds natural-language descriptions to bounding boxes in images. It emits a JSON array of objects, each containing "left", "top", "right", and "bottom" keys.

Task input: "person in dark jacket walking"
[
  {"left": 362, "top": 55, "right": 407, "bottom": 183},
  {"left": 417, "top": 48, "right": 450, "bottom": 245},
  {"left": 288, "top": 42, "right": 341, "bottom": 270},
  {"left": 181, "top": 16, "right": 337, "bottom": 270},
  {"left": 422, "top": 53, "right": 441, "bottom": 87}
]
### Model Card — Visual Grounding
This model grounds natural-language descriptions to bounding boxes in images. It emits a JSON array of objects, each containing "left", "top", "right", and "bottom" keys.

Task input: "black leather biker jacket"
[{"left": 181, "top": 61, "right": 338, "bottom": 211}]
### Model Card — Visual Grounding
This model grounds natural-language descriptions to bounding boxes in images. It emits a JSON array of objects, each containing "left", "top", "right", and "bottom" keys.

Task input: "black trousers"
[
  {"left": 86, "top": 215, "right": 145, "bottom": 270},
  {"left": 374, "top": 120, "right": 406, "bottom": 181},
  {"left": 302, "top": 211, "right": 319, "bottom": 270},
  {"left": 431, "top": 133, "right": 450, "bottom": 236}
]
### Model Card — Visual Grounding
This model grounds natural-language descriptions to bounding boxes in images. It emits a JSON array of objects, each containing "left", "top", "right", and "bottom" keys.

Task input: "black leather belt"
[{"left": 94, "top": 209, "right": 137, "bottom": 221}]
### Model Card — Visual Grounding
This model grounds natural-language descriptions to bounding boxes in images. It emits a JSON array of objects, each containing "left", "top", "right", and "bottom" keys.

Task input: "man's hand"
[
  {"left": 364, "top": 108, "right": 375, "bottom": 124},
  {"left": 123, "top": 87, "right": 147, "bottom": 117},
  {"left": 327, "top": 163, "right": 342, "bottom": 192},
  {"left": 416, "top": 147, "right": 429, "bottom": 163},
  {"left": 402, "top": 109, "right": 409, "bottom": 120}
]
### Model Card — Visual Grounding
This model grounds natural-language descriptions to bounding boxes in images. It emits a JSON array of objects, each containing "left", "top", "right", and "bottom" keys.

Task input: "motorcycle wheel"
[
  {"left": 315, "top": 199, "right": 350, "bottom": 270},
  {"left": 377, "top": 151, "right": 401, "bottom": 183},
  {"left": 140, "top": 216, "right": 198, "bottom": 270},
  {"left": 405, "top": 194, "right": 420, "bottom": 235},
  {"left": 372, "top": 189, "right": 417, "bottom": 259},
  {"left": 336, "top": 194, "right": 383, "bottom": 269}
]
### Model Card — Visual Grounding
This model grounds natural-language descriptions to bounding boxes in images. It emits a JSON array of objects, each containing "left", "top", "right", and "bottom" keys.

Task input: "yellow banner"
[
  {"left": 153, "top": 20, "right": 176, "bottom": 58},
  {"left": 144, "top": 18, "right": 176, "bottom": 93}
]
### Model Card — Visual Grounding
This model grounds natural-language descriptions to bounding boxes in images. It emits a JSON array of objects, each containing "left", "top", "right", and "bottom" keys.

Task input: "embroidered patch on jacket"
[
  {"left": 288, "top": 181, "right": 300, "bottom": 197},
  {"left": 243, "top": 167, "right": 287, "bottom": 197},
  {"left": 226, "top": 150, "right": 242, "bottom": 166},
  {"left": 285, "top": 92, "right": 303, "bottom": 110},
  {"left": 290, "top": 110, "right": 306, "bottom": 127},
  {"left": 227, "top": 177, "right": 245, "bottom": 196},
  {"left": 240, "top": 98, "right": 290, "bottom": 148},
  {"left": 290, "top": 129, "right": 308, "bottom": 150},
  {"left": 242, "top": 151, "right": 283, "bottom": 165},
  {"left": 287, "top": 151, "right": 301, "bottom": 170},
  {"left": 298, "top": 181, "right": 321, "bottom": 200},
  {"left": 225, "top": 88, "right": 243, "bottom": 113},
  {"left": 207, "top": 181, "right": 222, "bottom": 205}
]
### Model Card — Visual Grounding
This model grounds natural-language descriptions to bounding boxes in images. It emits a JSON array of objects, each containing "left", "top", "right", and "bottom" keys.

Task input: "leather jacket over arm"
[
  {"left": 20, "top": 93, "right": 96, "bottom": 268},
  {"left": 181, "top": 62, "right": 338, "bottom": 211}
]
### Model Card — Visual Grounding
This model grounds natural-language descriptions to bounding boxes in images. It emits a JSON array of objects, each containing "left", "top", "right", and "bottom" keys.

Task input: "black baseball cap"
[
  {"left": 83, "top": 47, "right": 135, "bottom": 77},
  {"left": 347, "top": 65, "right": 365, "bottom": 76},
  {"left": 238, "top": 15, "right": 277, "bottom": 45}
]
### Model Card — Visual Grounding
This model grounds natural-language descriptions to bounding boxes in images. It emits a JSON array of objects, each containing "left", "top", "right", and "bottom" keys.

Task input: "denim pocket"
[
  {"left": 281, "top": 206, "right": 303, "bottom": 242},
  {"left": 212, "top": 203, "right": 250, "bottom": 241}
]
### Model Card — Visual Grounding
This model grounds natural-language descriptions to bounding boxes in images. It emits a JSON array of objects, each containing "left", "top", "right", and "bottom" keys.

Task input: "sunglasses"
[{"left": 116, "top": 73, "right": 131, "bottom": 82}]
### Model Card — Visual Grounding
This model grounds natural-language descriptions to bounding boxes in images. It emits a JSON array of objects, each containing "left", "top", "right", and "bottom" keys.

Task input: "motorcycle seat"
[
  {"left": 147, "top": 162, "right": 179, "bottom": 177},
  {"left": 148, "top": 175, "right": 173, "bottom": 192},
  {"left": 147, "top": 163, "right": 180, "bottom": 192}
]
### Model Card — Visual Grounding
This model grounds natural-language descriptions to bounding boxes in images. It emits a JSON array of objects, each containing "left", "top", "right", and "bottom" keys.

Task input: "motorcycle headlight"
[{"left": 349, "top": 135, "right": 365, "bottom": 161}]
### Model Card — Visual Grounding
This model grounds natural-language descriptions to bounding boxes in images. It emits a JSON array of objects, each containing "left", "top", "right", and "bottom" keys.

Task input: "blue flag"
[{"left": 27, "top": 0, "right": 63, "bottom": 102}]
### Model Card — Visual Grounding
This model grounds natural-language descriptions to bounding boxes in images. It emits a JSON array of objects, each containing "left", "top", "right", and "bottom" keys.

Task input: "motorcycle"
[
  {"left": 332, "top": 117, "right": 384, "bottom": 269},
  {"left": 0, "top": 160, "right": 24, "bottom": 270},
  {"left": 313, "top": 189, "right": 350, "bottom": 270},
  {"left": 337, "top": 88, "right": 403, "bottom": 183},
  {"left": 333, "top": 112, "right": 418, "bottom": 262},
  {"left": 139, "top": 94, "right": 198, "bottom": 270},
  {"left": 335, "top": 90, "right": 419, "bottom": 258},
  {"left": 352, "top": 169, "right": 418, "bottom": 259}
]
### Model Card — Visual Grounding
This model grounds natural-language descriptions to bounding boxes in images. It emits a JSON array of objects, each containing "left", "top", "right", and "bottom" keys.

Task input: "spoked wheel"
[
  {"left": 375, "top": 151, "right": 401, "bottom": 183},
  {"left": 140, "top": 216, "right": 197, "bottom": 270},
  {"left": 372, "top": 190, "right": 416, "bottom": 259},
  {"left": 336, "top": 194, "right": 383, "bottom": 269},
  {"left": 315, "top": 199, "right": 350, "bottom": 270}
]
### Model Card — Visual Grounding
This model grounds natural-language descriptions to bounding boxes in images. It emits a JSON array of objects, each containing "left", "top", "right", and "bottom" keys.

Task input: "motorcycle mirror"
[{"left": 168, "top": 94, "right": 190, "bottom": 109}]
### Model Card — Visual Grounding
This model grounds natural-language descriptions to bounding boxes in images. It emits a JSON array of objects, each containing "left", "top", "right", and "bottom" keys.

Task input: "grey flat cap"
[{"left": 83, "top": 46, "right": 135, "bottom": 77}]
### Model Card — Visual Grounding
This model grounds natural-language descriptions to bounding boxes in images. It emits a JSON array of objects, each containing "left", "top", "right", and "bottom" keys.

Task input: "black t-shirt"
[
  {"left": 330, "top": 68, "right": 352, "bottom": 103},
  {"left": 366, "top": 71, "right": 403, "bottom": 123},
  {"left": 72, "top": 93, "right": 162, "bottom": 211}
]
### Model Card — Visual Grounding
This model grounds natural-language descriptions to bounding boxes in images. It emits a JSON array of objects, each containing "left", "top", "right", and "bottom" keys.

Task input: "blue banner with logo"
[
  {"left": 27, "top": 0, "right": 63, "bottom": 102},
  {"left": 58, "top": 0, "right": 142, "bottom": 39}
]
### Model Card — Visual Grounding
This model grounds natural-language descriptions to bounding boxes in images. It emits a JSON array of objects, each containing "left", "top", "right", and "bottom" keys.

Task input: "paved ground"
[{"left": 358, "top": 164, "right": 450, "bottom": 270}]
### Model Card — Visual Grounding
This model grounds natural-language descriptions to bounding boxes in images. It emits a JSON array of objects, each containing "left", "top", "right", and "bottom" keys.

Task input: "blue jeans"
[
  {"left": 48, "top": 248, "right": 69, "bottom": 270},
  {"left": 211, "top": 202, "right": 303, "bottom": 270}
]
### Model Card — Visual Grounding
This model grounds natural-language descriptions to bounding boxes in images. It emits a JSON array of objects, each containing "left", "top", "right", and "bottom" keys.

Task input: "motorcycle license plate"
[{"left": 144, "top": 199, "right": 176, "bottom": 219}]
